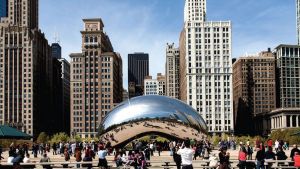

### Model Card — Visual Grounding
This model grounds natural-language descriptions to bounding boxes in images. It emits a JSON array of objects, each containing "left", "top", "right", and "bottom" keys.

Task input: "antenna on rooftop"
[{"left": 53, "top": 27, "right": 60, "bottom": 44}]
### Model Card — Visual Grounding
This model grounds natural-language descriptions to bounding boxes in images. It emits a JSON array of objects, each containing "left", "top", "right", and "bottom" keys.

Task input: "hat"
[{"left": 239, "top": 142, "right": 243, "bottom": 145}]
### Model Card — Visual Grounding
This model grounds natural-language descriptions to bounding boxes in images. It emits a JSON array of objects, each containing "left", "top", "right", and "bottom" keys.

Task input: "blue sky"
[{"left": 40, "top": 0, "right": 296, "bottom": 89}]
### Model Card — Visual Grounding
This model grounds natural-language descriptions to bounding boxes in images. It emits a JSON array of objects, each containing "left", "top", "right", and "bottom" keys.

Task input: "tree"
[
  {"left": 50, "top": 132, "right": 70, "bottom": 144},
  {"left": 74, "top": 135, "right": 82, "bottom": 142},
  {"left": 37, "top": 132, "right": 49, "bottom": 143}
]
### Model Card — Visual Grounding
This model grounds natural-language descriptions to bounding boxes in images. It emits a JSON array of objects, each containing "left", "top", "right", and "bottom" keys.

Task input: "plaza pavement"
[{"left": 0, "top": 148, "right": 293, "bottom": 168}]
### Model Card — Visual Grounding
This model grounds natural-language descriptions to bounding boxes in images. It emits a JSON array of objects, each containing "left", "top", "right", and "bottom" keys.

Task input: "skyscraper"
[
  {"left": 264, "top": 44, "right": 300, "bottom": 133},
  {"left": 166, "top": 43, "right": 180, "bottom": 99},
  {"left": 0, "top": 0, "right": 53, "bottom": 137},
  {"left": 275, "top": 45, "right": 300, "bottom": 108},
  {"left": 0, "top": 0, "right": 8, "bottom": 18},
  {"left": 180, "top": 0, "right": 233, "bottom": 133},
  {"left": 51, "top": 42, "right": 70, "bottom": 134},
  {"left": 51, "top": 43, "right": 62, "bottom": 59},
  {"left": 128, "top": 53, "right": 149, "bottom": 98},
  {"left": 233, "top": 50, "right": 276, "bottom": 135},
  {"left": 70, "top": 18, "right": 123, "bottom": 138}
]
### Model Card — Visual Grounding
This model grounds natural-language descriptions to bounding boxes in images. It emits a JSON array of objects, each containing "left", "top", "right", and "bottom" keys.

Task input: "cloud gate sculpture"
[{"left": 99, "top": 95, "right": 208, "bottom": 147}]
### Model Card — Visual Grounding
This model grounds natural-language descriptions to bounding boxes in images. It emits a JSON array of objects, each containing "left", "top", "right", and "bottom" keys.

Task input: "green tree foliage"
[
  {"left": 36, "top": 132, "right": 49, "bottom": 143},
  {"left": 50, "top": 132, "right": 70, "bottom": 144},
  {"left": 74, "top": 135, "right": 82, "bottom": 142},
  {"left": 270, "top": 128, "right": 300, "bottom": 145}
]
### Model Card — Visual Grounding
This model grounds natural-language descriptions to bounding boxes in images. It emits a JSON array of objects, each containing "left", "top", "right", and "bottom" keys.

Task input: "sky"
[{"left": 40, "top": 0, "right": 296, "bottom": 89}]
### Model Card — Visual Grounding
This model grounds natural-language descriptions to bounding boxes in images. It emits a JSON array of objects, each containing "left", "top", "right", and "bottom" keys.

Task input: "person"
[
  {"left": 149, "top": 142, "right": 154, "bottom": 156},
  {"left": 137, "top": 151, "right": 146, "bottom": 169},
  {"left": 203, "top": 146, "right": 210, "bottom": 160},
  {"left": 255, "top": 147, "right": 265, "bottom": 169},
  {"left": 52, "top": 143, "right": 57, "bottom": 155},
  {"left": 7, "top": 149, "right": 15, "bottom": 164},
  {"left": 294, "top": 152, "right": 300, "bottom": 168},
  {"left": 40, "top": 153, "right": 51, "bottom": 169},
  {"left": 290, "top": 144, "right": 300, "bottom": 161},
  {"left": 276, "top": 147, "right": 287, "bottom": 160},
  {"left": 274, "top": 140, "right": 279, "bottom": 152},
  {"left": 172, "top": 146, "right": 181, "bottom": 169},
  {"left": 114, "top": 151, "right": 123, "bottom": 168},
  {"left": 246, "top": 144, "right": 253, "bottom": 160},
  {"left": 63, "top": 148, "right": 70, "bottom": 168},
  {"left": 71, "top": 142, "right": 76, "bottom": 155},
  {"left": 177, "top": 140, "right": 194, "bottom": 169},
  {"left": 265, "top": 146, "right": 275, "bottom": 169},
  {"left": 75, "top": 147, "right": 82, "bottom": 168},
  {"left": 283, "top": 142, "right": 289, "bottom": 150},
  {"left": 238, "top": 146, "right": 247, "bottom": 169},
  {"left": 82, "top": 151, "right": 93, "bottom": 169},
  {"left": 267, "top": 139, "right": 272, "bottom": 148},
  {"left": 156, "top": 143, "right": 161, "bottom": 156},
  {"left": 169, "top": 141, "right": 175, "bottom": 156},
  {"left": 11, "top": 150, "right": 24, "bottom": 167},
  {"left": 219, "top": 148, "right": 230, "bottom": 169},
  {"left": 276, "top": 147, "right": 287, "bottom": 166},
  {"left": 23, "top": 154, "right": 31, "bottom": 163},
  {"left": 144, "top": 146, "right": 151, "bottom": 161},
  {"left": 98, "top": 146, "right": 108, "bottom": 169}
]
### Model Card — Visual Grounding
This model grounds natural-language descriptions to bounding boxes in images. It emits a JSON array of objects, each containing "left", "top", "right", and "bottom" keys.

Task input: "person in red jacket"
[
  {"left": 294, "top": 152, "right": 300, "bottom": 168},
  {"left": 267, "top": 139, "right": 273, "bottom": 148}
]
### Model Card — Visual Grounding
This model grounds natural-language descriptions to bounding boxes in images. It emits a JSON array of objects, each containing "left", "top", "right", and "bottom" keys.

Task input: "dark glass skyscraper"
[
  {"left": 51, "top": 43, "right": 62, "bottom": 59},
  {"left": 128, "top": 53, "right": 149, "bottom": 98},
  {"left": 0, "top": 0, "right": 8, "bottom": 18}
]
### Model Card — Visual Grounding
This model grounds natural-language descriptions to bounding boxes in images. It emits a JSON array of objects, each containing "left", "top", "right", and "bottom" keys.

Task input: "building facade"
[
  {"left": 0, "top": 0, "right": 8, "bottom": 18},
  {"left": 180, "top": 0, "right": 233, "bottom": 133},
  {"left": 144, "top": 76, "right": 158, "bottom": 95},
  {"left": 51, "top": 43, "right": 62, "bottom": 59},
  {"left": 0, "top": 0, "right": 54, "bottom": 137},
  {"left": 144, "top": 73, "right": 166, "bottom": 96},
  {"left": 166, "top": 43, "right": 180, "bottom": 99},
  {"left": 51, "top": 43, "right": 70, "bottom": 134},
  {"left": 264, "top": 44, "right": 300, "bottom": 132},
  {"left": 275, "top": 45, "right": 300, "bottom": 108},
  {"left": 128, "top": 53, "right": 149, "bottom": 98},
  {"left": 70, "top": 18, "right": 123, "bottom": 138},
  {"left": 233, "top": 50, "right": 276, "bottom": 135}
]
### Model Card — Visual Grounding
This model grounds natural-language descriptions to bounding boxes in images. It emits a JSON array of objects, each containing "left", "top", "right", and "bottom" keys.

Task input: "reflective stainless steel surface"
[{"left": 99, "top": 95, "right": 208, "bottom": 147}]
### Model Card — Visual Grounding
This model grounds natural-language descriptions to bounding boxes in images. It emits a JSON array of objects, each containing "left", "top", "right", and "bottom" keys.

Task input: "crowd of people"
[{"left": 2, "top": 138, "right": 300, "bottom": 169}]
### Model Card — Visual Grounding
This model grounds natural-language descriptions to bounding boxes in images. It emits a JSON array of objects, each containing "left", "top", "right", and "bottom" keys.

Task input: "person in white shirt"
[
  {"left": 98, "top": 146, "right": 108, "bottom": 169},
  {"left": 150, "top": 143, "right": 154, "bottom": 156},
  {"left": 177, "top": 140, "right": 195, "bottom": 169},
  {"left": 275, "top": 140, "right": 279, "bottom": 152},
  {"left": 23, "top": 154, "right": 31, "bottom": 163}
]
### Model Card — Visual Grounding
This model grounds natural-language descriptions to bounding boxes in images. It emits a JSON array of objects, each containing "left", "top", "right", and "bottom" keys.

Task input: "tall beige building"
[
  {"left": 0, "top": 0, "right": 53, "bottom": 137},
  {"left": 70, "top": 18, "right": 123, "bottom": 138},
  {"left": 233, "top": 50, "right": 276, "bottom": 135},
  {"left": 180, "top": 0, "right": 233, "bottom": 133},
  {"left": 166, "top": 43, "right": 180, "bottom": 99}
]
